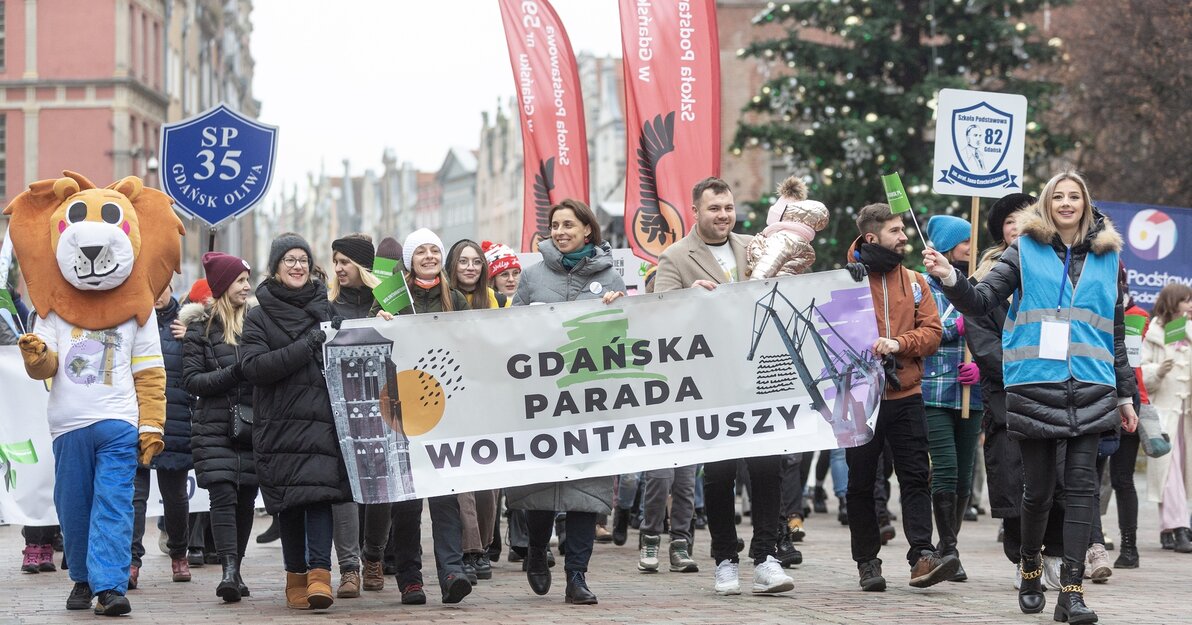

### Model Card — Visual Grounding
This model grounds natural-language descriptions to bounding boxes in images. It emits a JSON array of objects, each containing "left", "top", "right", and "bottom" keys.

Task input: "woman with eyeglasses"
[{"left": 240, "top": 233, "right": 351, "bottom": 611}]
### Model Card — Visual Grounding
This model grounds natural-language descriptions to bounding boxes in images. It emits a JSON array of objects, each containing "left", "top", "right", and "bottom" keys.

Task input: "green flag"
[
  {"left": 881, "top": 173, "right": 912, "bottom": 214},
  {"left": 0, "top": 439, "right": 39, "bottom": 491},
  {"left": 373, "top": 272, "right": 413, "bottom": 315},
  {"left": 372, "top": 257, "right": 399, "bottom": 280},
  {"left": 1124, "top": 314, "right": 1147, "bottom": 337},
  {"left": 1165, "top": 317, "right": 1187, "bottom": 345},
  {"left": 0, "top": 288, "right": 16, "bottom": 318}
]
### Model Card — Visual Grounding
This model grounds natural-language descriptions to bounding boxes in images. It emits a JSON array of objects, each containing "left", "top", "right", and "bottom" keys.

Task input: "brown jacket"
[
  {"left": 651, "top": 228, "right": 753, "bottom": 292},
  {"left": 847, "top": 238, "right": 943, "bottom": 400}
]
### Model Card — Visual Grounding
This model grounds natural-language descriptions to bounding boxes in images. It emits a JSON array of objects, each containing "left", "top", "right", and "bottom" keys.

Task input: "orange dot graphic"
[{"left": 395, "top": 369, "right": 445, "bottom": 436}]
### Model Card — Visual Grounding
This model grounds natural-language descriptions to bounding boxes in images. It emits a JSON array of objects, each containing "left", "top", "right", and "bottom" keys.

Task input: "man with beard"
[
  {"left": 845, "top": 203, "right": 954, "bottom": 591},
  {"left": 653, "top": 177, "right": 794, "bottom": 597}
]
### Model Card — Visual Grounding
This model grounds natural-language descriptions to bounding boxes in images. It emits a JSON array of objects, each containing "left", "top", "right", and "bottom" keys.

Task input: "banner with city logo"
[
  {"left": 1098, "top": 201, "right": 1192, "bottom": 310},
  {"left": 323, "top": 269, "right": 884, "bottom": 504}
]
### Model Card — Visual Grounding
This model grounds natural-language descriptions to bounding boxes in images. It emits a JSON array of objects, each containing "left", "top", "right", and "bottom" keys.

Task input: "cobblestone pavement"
[{"left": 1, "top": 476, "right": 1184, "bottom": 624}]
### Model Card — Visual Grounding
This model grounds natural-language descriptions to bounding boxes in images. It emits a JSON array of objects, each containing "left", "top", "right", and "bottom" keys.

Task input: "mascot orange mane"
[{"left": 4, "top": 170, "right": 184, "bottom": 615}]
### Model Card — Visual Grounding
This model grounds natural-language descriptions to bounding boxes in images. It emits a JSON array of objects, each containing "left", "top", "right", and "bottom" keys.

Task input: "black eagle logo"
[
  {"left": 533, "top": 157, "right": 556, "bottom": 244},
  {"left": 634, "top": 112, "right": 679, "bottom": 249}
]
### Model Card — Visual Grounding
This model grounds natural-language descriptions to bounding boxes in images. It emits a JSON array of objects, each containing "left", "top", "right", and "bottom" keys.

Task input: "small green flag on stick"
[
  {"left": 882, "top": 172, "right": 928, "bottom": 247},
  {"left": 374, "top": 272, "right": 414, "bottom": 315}
]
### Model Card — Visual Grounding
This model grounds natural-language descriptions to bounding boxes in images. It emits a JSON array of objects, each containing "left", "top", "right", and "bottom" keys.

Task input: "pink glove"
[
  {"left": 954, "top": 315, "right": 965, "bottom": 337},
  {"left": 958, "top": 362, "right": 979, "bottom": 386}
]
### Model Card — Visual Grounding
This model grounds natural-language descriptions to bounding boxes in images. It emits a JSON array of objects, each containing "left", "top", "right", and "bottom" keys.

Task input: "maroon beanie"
[{"left": 202, "top": 252, "right": 251, "bottom": 299}]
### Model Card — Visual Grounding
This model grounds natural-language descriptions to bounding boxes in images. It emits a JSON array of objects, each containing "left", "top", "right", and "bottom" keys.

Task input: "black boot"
[
  {"left": 255, "top": 515, "right": 280, "bottom": 544},
  {"left": 1175, "top": 527, "right": 1192, "bottom": 554},
  {"left": 526, "top": 547, "right": 552, "bottom": 595},
  {"left": 565, "top": 570, "right": 598, "bottom": 605},
  {"left": 1114, "top": 530, "right": 1139, "bottom": 569},
  {"left": 216, "top": 554, "right": 242, "bottom": 603},
  {"left": 837, "top": 497, "right": 849, "bottom": 525},
  {"left": 1018, "top": 551, "right": 1045, "bottom": 614},
  {"left": 1054, "top": 563, "right": 1098, "bottom": 624},
  {"left": 933, "top": 491, "right": 966, "bottom": 582},
  {"left": 813, "top": 485, "right": 829, "bottom": 514},
  {"left": 235, "top": 556, "right": 250, "bottom": 596},
  {"left": 775, "top": 523, "right": 802, "bottom": 568},
  {"left": 612, "top": 507, "right": 630, "bottom": 546}
]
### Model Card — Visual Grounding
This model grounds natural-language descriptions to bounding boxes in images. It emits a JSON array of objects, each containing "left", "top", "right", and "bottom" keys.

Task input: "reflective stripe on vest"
[{"left": 1002, "top": 236, "right": 1118, "bottom": 387}]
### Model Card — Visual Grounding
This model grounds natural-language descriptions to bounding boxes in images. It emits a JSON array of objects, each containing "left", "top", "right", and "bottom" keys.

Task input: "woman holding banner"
[
  {"left": 507, "top": 199, "right": 625, "bottom": 605},
  {"left": 1141, "top": 283, "right": 1192, "bottom": 554},
  {"left": 925, "top": 172, "right": 1137, "bottom": 625},
  {"left": 240, "top": 233, "right": 352, "bottom": 611},
  {"left": 181, "top": 252, "right": 258, "bottom": 604},
  {"left": 370, "top": 227, "right": 474, "bottom": 606}
]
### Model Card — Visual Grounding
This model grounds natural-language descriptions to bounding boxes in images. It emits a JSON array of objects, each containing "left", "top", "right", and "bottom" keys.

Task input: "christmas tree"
[{"left": 733, "top": 0, "right": 1073, "bottom": 270}]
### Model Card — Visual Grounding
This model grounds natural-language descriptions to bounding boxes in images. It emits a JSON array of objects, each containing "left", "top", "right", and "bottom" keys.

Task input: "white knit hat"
[{"left": 402, "top": 228, "right": 445, "bottom": 270}]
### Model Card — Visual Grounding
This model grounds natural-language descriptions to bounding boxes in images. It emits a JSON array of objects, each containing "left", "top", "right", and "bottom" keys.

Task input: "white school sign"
[
  {"left": 323, "top": 270, "right": 885, "bottom": 504},
  {"left": 933, "top": 88, "right": 1028, "bottom": 198}
]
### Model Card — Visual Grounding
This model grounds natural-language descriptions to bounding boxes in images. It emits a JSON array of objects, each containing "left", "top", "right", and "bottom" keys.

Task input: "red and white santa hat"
[{"left": 482, "top": 240, "right": 521, "bottom": 276}]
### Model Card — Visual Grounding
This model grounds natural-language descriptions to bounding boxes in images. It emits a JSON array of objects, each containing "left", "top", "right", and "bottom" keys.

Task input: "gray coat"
[
  {"left": 941, "top": 209, "right": 1135, "bottom": 440},
  {"left": 505, "top": 239, "right": 623, "bottom": 514}
]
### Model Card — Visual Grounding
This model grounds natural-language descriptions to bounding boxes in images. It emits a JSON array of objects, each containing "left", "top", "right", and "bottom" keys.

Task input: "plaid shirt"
[{"left": 921, "top": 273, "right": 982, "bottom": 410}]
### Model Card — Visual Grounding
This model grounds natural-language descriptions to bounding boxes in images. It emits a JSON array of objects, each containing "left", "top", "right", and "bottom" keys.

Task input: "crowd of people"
[{"left": 7, "top": 171, "right": 1192, "bottom": 623}]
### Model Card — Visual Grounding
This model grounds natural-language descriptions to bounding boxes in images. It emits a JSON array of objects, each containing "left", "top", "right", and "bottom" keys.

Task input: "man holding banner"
[
  {"left": 654, "top": 177, "right": 794, "bottom": 596},
  {"left": 845, "top": 203, "right": 956, "bottom": 591}
]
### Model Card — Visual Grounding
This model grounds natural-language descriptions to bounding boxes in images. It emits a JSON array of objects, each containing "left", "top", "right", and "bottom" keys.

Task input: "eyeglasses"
[
  {"left": 282, "top": 257, "right": 310, "bottom": 268},
  {"left": 457, "top": 258, "right": 485, "bottom": 269}
]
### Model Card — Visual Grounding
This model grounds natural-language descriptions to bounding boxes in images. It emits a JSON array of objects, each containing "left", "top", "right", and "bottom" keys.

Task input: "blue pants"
[
  {"left": 829, "top": 448, "right": 849, "bottom": 498},
  {"left": 52, "top": 420, "right": 138, "bottom": 594}
]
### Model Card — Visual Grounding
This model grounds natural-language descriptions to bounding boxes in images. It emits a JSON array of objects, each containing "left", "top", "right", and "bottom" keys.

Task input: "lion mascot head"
[{"left": 3, "top": 170, "right": 184, "bottom": 330}]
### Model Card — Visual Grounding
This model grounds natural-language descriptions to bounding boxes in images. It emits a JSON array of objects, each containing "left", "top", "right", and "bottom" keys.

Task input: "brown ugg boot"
[
  {"left": 285, "top": 572, "right": 310, "bottom": 609},
  {"left": 306, "top": 568, "right": 334, "bottom": 610}
]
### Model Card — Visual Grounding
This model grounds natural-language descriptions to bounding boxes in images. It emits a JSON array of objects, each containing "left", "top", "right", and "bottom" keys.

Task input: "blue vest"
[{"left": 1002, "top": 235, "right": 1118, "bottom": 388}]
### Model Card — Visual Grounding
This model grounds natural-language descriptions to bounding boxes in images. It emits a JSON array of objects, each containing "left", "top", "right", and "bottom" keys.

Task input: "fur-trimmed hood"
[
  {"left": 1017, "top": 206, "right": 1122, "bottom": 255},
  {"left": 177, "top": 299, "right": 256, "bottom": 328}
]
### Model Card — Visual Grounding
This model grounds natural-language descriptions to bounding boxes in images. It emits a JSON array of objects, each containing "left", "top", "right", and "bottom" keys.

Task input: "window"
[
  {"left": 0, "top": 114, "right": 7, "bottom": 201},
  {"left": 0, "top": 2, "right": 6, "bottom": 71}
]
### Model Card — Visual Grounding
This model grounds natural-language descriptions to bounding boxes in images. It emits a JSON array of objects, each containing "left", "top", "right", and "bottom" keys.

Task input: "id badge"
[{"left": 1039, "top": 316, "right": 1070, "bottom": 361}]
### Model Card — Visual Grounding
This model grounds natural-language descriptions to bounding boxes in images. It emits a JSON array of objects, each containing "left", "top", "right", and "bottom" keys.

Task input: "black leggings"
[
  {"left": 1110, "top": 433, "right": 1140, "bottom": 533},
  {"left": 208, "top": 482, "right": 259, "bottom": 558},
  {"left": 1020, "top": 432, "right": 1100, "bottom": 567}
]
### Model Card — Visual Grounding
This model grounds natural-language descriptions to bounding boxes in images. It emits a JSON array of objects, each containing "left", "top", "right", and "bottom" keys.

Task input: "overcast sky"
[{"left": 250, "top": 0, "right": 624, "bottom": 201}]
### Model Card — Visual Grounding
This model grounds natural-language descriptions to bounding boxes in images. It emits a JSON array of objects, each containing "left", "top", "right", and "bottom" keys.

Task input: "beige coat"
[
  {"left": 1141, "top": 317, "right": 1192, "bottom": 504},
  {"left": 651, "top": 228, "right": 752, "bottom": 293}
]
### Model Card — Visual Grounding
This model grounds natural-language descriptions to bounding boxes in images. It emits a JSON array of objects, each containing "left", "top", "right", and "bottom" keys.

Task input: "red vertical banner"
[
  {"left": 499, "top": 0, "right": 590, "bottom": 252},
  {"left": 619, "top": 0, "right": 721, "bottom": 264}
]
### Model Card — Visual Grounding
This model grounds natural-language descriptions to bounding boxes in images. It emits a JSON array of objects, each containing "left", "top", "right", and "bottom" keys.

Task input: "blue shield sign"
[
  {"left": 160, "top": 104, "right": 278, "bottom": 227},
  {"left": 941, "top": 101, "right": 1017, "bottom": 189}
]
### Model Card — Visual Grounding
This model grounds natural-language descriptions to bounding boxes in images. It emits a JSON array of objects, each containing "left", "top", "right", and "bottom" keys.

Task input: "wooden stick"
[{"left": 961, "top": 196, "right": 980, "bottom": 419}]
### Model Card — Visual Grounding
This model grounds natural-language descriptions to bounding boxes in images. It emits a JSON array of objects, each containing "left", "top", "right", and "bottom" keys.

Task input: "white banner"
[
  {"left": 324, "top": 269, "right": 884, "bottom": 504},
  {"left": 517, "top": 248, "right": 651, "bottom": 294}
]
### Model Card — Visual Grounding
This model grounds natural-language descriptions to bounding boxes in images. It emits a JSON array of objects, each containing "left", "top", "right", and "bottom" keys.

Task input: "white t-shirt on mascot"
[{"left": 34, "top": 311, "right": 163, "bottom": 439}]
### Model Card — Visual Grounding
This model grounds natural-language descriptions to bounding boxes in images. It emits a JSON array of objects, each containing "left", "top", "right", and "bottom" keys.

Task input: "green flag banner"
[
  {"left": 374, "top": 273, "right": 413, "bottom": 315},
  {"left": 0, "top": 439, "right": 37, "bottom": 491},
  {"left": 373, "top": 257, "right": 399, "bottom": 281},
  {"left": 881, "top": 173, "right": 912, "bottom": 214},
  {"left": 1165, "top": 318, "right": 1188, "bottom": 345},
  {"left": 1124, "top": 314, "right": 1146, "bottom": 337}
]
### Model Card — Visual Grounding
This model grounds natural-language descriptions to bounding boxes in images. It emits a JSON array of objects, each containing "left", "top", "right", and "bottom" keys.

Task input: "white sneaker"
[
  {"left": 638, "top": 534, "right": 660, "bottom": 572},
  {"left": 713, "top": 560, "right": 741, "bottom": 595},
  {"left": 751, "top": 555, "right": 795, "bottom": 594},
  {"left": 1042, "top": 555, "right": 1062, "bottom": 591}
]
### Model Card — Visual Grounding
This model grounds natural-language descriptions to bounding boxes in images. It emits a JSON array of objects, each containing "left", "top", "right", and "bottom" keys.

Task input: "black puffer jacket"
[
  {"left": 331, "top": 284, "right": 378, "bottom": 319},
  {"left": 942, "top": 209, "right": 1136, "bottom": 440},
  {"left": 241, "top": 279, "right": 351, "bottom": 513},
  {"left": 180, "top": 303, "right": 258, "bottom": 489},
  {"left": 151, "top": 298, "right": 194, "bottom": 471}
]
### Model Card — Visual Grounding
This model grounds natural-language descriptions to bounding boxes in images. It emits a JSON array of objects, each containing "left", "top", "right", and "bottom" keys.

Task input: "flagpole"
[{"left": 960, "top": 196, "right": 980, "bottom": 419}]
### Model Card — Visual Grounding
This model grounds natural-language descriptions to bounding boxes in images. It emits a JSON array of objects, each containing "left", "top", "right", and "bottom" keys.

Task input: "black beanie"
[
  {"left": 987, "top": 193, "right": 1037, "bottom": 244},
  {"left": 268, "top": 233, "right": 314, "bottom": 276},
  {"left": 332, "top": 236, "right": 376, "bottom": 270}
]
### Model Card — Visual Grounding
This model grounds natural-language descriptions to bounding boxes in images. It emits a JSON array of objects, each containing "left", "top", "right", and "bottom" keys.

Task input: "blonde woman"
[
  {"left": 181, "top": 252, "right": 257, "bottom": 603},
  {"left": 926, "top": 172, "right": 1137, "bottom": 624}
]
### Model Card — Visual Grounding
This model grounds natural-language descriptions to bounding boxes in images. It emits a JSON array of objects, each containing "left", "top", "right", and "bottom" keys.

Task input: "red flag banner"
[
  {"left": 499, "top": 0, "right": 590, "bottom": 252},
  {"left": 619, "top": 0, "right": 721, "bottom": 263}
]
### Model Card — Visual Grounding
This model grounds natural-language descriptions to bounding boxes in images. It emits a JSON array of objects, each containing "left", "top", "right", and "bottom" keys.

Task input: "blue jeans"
[
  {"left": 279, "top": 504, "right": 334, "bottom": 573},
  {"left": 829, "top": 448, "right": 849, "bottom": 498},
  {"left": 53, "top": 420, "right": 138, "bottom": 594}
]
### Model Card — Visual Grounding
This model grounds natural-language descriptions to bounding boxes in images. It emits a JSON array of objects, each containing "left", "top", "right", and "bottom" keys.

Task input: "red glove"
[
  {"left": 958, "top": 362, "right": 979, "bottom": 386},
  {"left": 955, "top": 315, "right": 965, "bottom": 337}
]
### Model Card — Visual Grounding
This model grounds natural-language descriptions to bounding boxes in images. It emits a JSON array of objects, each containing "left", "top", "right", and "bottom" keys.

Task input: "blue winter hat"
[{"left": 926, "top": 215, "right": 972, "bottom": 253}]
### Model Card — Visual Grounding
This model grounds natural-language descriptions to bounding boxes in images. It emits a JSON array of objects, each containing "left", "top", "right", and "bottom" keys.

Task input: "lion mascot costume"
[{"left": 4, "top": 171, "right": 183, "bottom": 615}]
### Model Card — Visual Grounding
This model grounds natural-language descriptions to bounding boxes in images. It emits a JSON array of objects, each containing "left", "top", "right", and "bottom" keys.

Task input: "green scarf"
[{"left": 560, "top": 244, "right": 596, "bottom": 270}]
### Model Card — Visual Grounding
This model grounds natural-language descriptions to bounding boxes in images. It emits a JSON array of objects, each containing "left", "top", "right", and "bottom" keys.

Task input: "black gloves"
[
  {"left": 846, "top": 262, "right": 868, "bottom": 282},
  {"left": 331, "top": 316, "right": 345, "bottom": 330},
  {"left": 304, "top": 329, "right": 327, "bottom": 351}
]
